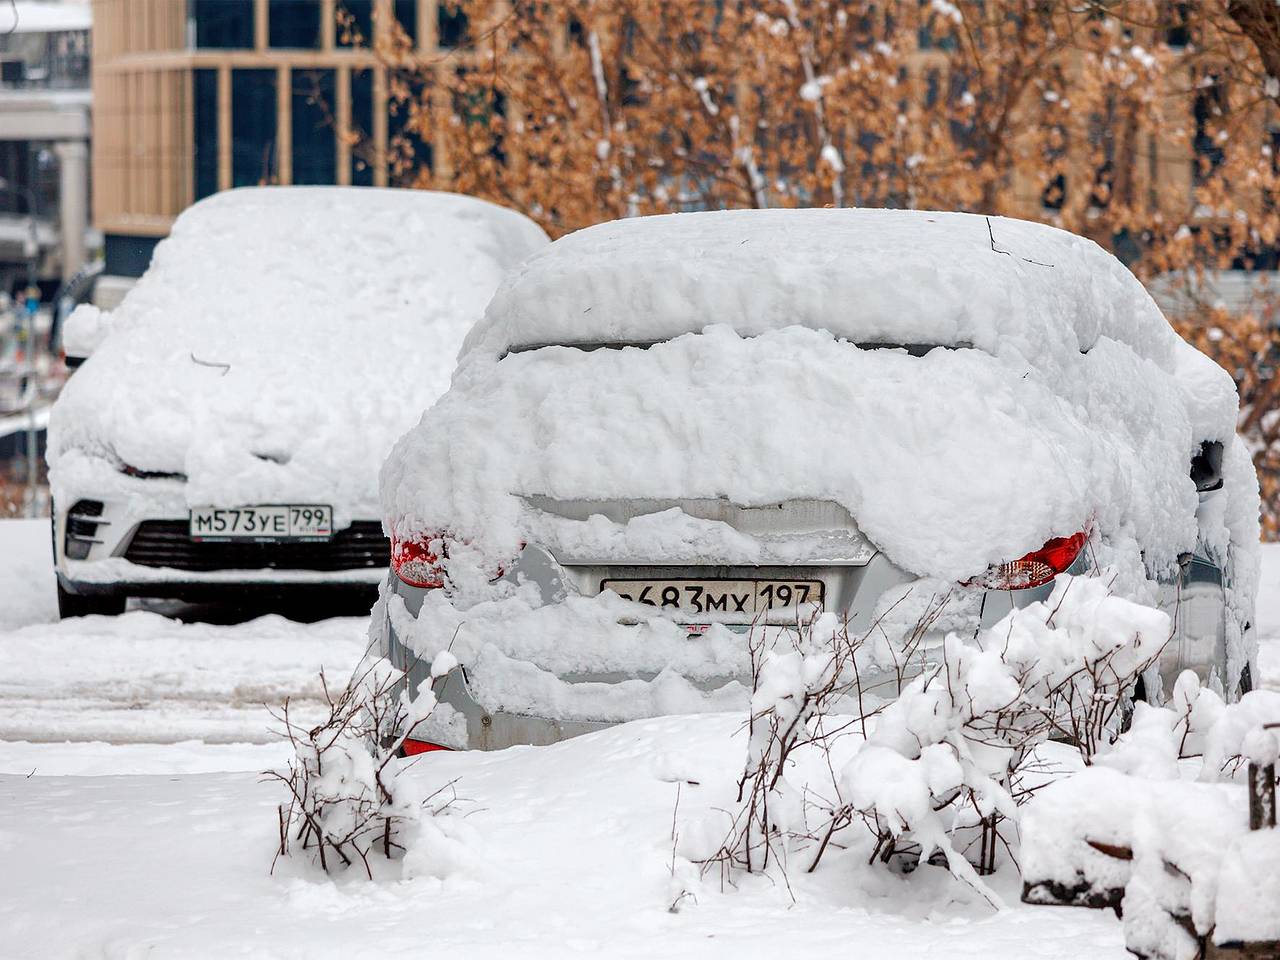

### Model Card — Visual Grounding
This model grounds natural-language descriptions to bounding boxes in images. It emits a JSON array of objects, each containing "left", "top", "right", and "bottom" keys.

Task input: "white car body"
[
  {"left": 375, "top": 208, "right": 1261, "bottom": 752},
  {"left": 49, "top": 186, "right": 548, "bottom": 615}
]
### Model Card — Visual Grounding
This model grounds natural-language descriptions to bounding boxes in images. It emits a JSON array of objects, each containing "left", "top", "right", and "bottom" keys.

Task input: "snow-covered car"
[
  {"left": 48, "top": 187, "right": 548, "bottom": 617},
  {"left": 376, "top": 208, "right": 1260, "bottom": 753}
]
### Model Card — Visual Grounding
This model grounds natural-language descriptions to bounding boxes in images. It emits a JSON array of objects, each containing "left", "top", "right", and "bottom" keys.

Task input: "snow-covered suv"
[
  {"left": 48, "top": 187, "right": 548, "bottom": 617},
  {"left": 375, "top": 208, "right": 1260, "bottom": 753}
]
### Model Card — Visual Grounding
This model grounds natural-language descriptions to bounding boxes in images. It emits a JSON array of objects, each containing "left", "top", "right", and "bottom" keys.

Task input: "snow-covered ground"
[{"left": 0, "top": 517, "right": 1276, "bottom": 959}]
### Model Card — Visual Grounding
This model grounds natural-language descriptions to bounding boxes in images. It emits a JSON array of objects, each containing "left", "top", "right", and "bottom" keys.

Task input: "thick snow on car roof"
[
  {"left": 388, "top": 208, "right": 1252, "bottom": 585},
  {"left": 463, "top": 208, "right": 1180, "bottom": 366},
  {"left": 50, "top": 187, "right": 548, "bottom": 522}
]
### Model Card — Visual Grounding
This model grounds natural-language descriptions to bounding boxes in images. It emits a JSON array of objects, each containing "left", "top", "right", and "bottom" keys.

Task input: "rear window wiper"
[{"left": 503, "top": 338, "right": 971, "bottom": 360}]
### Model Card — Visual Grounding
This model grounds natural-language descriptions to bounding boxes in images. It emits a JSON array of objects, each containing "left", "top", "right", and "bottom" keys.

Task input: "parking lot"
[{"left": 1, "top": 517, "right": 1278, "bottom": 958}]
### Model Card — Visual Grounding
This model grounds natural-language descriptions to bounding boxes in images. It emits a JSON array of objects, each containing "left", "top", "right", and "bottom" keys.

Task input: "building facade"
[
  {"left": 92, "top": 0, "right": 458, "bottom": 281},
  {"left": 0, "top": 1, "right": 92, "bottom": 293},
  {"left": 92, "top": 2, "right": 1277, "bottom": 295}
]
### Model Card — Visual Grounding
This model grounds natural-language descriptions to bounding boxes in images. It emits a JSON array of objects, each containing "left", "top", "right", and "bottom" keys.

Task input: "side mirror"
[
  {"left": 61, "top": 303, "right": 111, "bottom": 369},
  {"left": 1191, "top": 440, "right": 1224, "bottom": 493}
]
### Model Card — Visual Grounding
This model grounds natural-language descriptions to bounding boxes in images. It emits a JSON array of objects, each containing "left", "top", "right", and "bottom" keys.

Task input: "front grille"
[{"left": 123, "top": 520, "right": 389, "bottom": 572}]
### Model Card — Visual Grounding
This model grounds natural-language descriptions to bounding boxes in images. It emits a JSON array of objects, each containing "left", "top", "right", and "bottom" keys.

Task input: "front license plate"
[
  {"left": 189, "top": 505, "right": 333, "bottom": 541},
  {"left": 600, "top": 579, "right": 824, "bottom": 617}
]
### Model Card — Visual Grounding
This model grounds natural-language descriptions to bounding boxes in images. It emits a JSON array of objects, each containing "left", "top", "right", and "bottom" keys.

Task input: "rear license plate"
[
  {"left": 599, "top": 579, "right": 824, "bottom": 617},
  {"left": 188, "top": 505, "right": 333, "bottom": 541}
]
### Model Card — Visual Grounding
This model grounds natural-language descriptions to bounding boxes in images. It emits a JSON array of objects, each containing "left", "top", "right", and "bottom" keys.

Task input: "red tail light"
[
  {"left": 390, "top": 532, "right": 522, "bottom": 589},
  {"left": 391, "top": 534, "right": 447, "bottom": 589},
  {"left": 977, "top": 531, "right": 1089, "bottom": 590},
  {"left": 403, "top": 738, "right": 453, "bottom": 757}
]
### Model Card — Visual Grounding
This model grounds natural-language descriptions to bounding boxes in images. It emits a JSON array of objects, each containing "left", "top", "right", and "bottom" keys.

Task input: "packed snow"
[
  {"left": 1021, "top": 670, "right": 1280, "bottom": 957},
  {"left": 51, "top": 188, "right": 548, "bottom": 529},
  {"left": 463, "top": 209, "right": 1183, "bottom": 361},
  {"left": 393, "top": 210, "right": 1252, "bottom": 579},
  {"left": 1, "top": 519, "right": 1278, "bottom": 957},
  {"left": 0, "top": 517, "right": 56, "bottom": 631},
  {"left": 2, "top": 717, "right": 1131, "bottom": 960}
]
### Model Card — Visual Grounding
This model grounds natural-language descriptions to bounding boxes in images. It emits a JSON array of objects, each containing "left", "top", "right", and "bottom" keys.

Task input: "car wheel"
[{"left": 56, "top": 582, "right": 127, "bottom": 619}]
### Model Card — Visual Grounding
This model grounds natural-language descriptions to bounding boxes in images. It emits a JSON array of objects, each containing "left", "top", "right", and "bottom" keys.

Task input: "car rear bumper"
[{"left": 374, "top": 551, "right": 1067, "bottom": 751}]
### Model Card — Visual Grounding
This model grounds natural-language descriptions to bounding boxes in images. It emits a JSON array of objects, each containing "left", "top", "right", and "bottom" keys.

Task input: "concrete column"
[{"left": 54, "top": 139, "right": 89, "bottom": 282}]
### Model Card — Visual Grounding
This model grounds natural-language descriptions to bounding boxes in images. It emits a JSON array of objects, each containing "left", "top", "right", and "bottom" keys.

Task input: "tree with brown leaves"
[{"left": 367, "top": 0, "right": 1280, "bottom": 529}]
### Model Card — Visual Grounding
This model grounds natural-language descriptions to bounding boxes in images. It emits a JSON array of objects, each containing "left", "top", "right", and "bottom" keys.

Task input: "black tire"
[{"left": 57, "top": 582, "right": 127, "bottom": 619}]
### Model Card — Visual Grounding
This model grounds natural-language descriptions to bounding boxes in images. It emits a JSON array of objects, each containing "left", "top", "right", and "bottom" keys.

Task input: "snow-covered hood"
[
  {"left": 50, "top": 187, "right": 548, "bottom": 520},
  {"left": 383, "top": 324, "right": 1224, "bottom": 582}
]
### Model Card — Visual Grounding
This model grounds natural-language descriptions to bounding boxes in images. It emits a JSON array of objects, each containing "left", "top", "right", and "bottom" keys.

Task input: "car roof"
[{"left": 462, "top": 207, "right": 1179, "bottom": 369}]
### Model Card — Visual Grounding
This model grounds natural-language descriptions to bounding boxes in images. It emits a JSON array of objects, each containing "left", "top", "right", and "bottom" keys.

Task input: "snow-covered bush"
[
  {"left": 841, "top": 577, "right": 1166, "bottom": 879},
  {"left": 710, "top": 574, "right": 1171, "bottom": 893},
  {"left": 268, "top": 651, "right": 455, "bottom": 877},
  {"left": 1021, "top": 674, "right": 1280, "bottom": 960},
  {"left": 699, "top": 614, "right": 862, "bottom": 877}
]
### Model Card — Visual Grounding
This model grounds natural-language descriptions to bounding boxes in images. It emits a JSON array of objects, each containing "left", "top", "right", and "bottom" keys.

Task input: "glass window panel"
[
  {"left": 388, "top": 93, "right": 432, "bottom": 183},
  {"left": 438, "top": 3, "right": 466, "bottom": 46},
  {"left": 231, "top": 69, "right": 278, "bottom": 187},
  {"left": 394, "top": 0, "right": 417, "bottom": 44},
  {"left": 191, "top": 0, "right": 254, "bottom": 49},
  {"left": 193, "top": 68, "right": 219, "bottom": 199},
  {"left": 350, "top": 68, "right": 375, "bottom": 185},
  {"left": 269, "top": 0, "right": 321, "bottom": 49},
  {"left": 337, "top": 0, "right": 373, "bottom": 47},
  {"left": 292, "top": 69, "right": 337, "bottom": 185}
]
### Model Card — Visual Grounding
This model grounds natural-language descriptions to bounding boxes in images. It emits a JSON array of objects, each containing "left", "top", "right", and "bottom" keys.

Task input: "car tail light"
[
  {"left": 390, "top": 532, "right": 522, "bottom": 588},
  {"left": 976, "top": 531, "right": 1089, "bottom": 590},
  {"left": 403, "top": 738, "right": 453, "bottom": 756},
  {"left": 391, "top": 534, "right": 447, "bottom": 589}
]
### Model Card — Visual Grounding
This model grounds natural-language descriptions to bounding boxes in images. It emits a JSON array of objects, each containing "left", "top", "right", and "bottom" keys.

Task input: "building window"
[
  {"left": 438, "top": 2, "right": 467, "bottom": 46},
  {"left": 193, "top": 69, "right": 220, "bottom": 199},
  {"left": 394, "top": 0, "right": 417, "bottom": 44},
  {"left": 292, "top": 69, "right": 337, "bottom": 184},
  {"left": 1165, "top": 3, "right": 1191, "bottom": 48},
  {"left": 270, "top": 0, "right": 321, "bottom": 49},
  {"left": 389, "top": 93, "right": 432, "bottom": 183},
  {"left": 232, "top": 69, "right": 278, "bottom": 186},
  {"left": 337, "top": 0, "right": 373, "bottom": 47},
  {"left": 350, "top": 67, "right": 375, "bottom": 185},
  {"left": 1194, "top": 76, "right": 1226, "bottom": 185},
  {"left": 191, "top": 0, "right": 254, "bottom": 50}
]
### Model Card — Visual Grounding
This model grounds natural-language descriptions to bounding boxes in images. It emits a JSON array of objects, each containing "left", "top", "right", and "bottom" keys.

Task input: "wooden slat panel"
[
  {"left": 217, "top": 65, "right": 232, "bottom": 191},
  {"left": 255, "top": 0, "right": 268, "bottom": 52},
  {"left": 336, "top": 65, "right": 351, "bottom": 186},
  {"left": 321, "top": 0, "right": 336, "bottom": 50},
  {"left": 372, "top": 66, "right": 387, "bottom": 186},
  {"left": 277, "top": 65, "right": 292, "bottom": 185}
]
